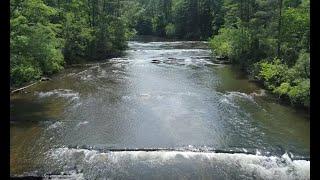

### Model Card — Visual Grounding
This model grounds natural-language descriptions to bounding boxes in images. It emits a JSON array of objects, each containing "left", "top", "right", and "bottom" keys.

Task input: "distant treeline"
[
  {"left": 123, "top": 0, "right": 224, "bottom": 40},
  {"left": 10, "top": 0, "right": 309, "bottom": 108}
]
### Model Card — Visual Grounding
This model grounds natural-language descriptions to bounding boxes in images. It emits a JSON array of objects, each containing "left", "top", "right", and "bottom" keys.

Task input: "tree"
[
  {"left": 10, "top": 0, "right": 64, "bottom": 86},
  {"left": 10, "top": 0, "right": 130, "bottom": 86},
  {"left": 209, "top": 0, "right": 309, "bottom": 107}
]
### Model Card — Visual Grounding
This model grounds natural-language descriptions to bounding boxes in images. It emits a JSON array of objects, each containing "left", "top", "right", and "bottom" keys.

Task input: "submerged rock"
[
  {"left": 40, "top": 77, "right": 51, "bottom": 81},
  {"left": 215, "top": 56, "right": 227, "bottom": 60},
  {"left": 151, "top": 59, "right": 161, "bottom": 64},
  {"left": 250, "top": 89, "right": 266, "bottom": 97}
]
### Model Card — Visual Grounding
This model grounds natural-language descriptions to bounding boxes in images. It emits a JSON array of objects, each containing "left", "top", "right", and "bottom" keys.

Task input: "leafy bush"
[
  {"left": 10, "top": 58, "right": 41, "bottom": 86},
  {"left": 258, "top": 59, "right": 289, "bottom": 89},
  {"left": 165, "top": 23, "right": 176, "bottom": 37},
  {"left": 287, "top": 79, "right": 309, "bottom": 106},
  {"left": 209, "top": 28, "right": 235, "bottom": 58},
  {"left": 273, "top": 82, "right": 291, "bottom": 96},
  {"left": 293, "top": 51, "right": 310, "bottom": 78},
  {"left": 209, "top": 27, "right": 251, "bottom": 63},
  {"left": 255, "top": 57, "right": 309, "bottom": 107}
]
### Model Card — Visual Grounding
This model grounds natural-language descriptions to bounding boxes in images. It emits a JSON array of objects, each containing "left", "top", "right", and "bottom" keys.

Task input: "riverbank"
[{"left": 228, "top": 63, "right": 310, "bottom": 113}]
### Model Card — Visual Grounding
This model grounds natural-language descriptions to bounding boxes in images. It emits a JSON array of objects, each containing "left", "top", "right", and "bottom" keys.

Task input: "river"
[{"left": 10, "top": 40, "right": 310, "bottom": 179}]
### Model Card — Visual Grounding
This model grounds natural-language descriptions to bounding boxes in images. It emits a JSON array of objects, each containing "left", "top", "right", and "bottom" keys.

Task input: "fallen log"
[
  {"left": 11, "top": 76, "right": 53, "bottom": 94},
  {"left": 10, "top": 81, "right": 39, "bottom": 94}
]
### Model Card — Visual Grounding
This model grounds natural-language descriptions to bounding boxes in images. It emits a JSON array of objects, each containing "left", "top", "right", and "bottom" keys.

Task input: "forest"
[{"left": 10, "top": 0, "right": 309, "bottom": 108}]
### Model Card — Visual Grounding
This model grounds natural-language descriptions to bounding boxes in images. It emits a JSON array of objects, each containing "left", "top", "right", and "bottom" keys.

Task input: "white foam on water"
[
  {"left": 36, "top": 89, "right": 79, "bottom": 100},
  {"left": 164, "top": 91, "right": 199, "bottom": 97},
  {"left": 225, "top": 91, "right": 255, "bottom": 102},
  {"left": 80, "top": 74, "right": 94, "bottom": 81},
  {"left": 43, "top": 170, "right": 85, "bottom": 180},
  {"left": 250, "top": 89, "right": 267, "bottom": 97},
  {"left": 122, "top": 92, "right": 199, "bottom": 102},
  {"left": 243, "top": 148, "right": 248, "bottom": 153},
  {"left": 222, "top": 91, "right": 264, "bottom": 111},
  {"left": 72, "top": 102, "right": 82, "bottom": 108},
  {"left": 47, "top": 121, "right": 63, "bottom": 130},
  {"left": 139, "top": 93, "right": 151, "bottom": 101},
  {"left": 48, "top": 148, "right": 310, "bottom": 179},
  {"left": 184, "top": 56, "right": 218, "bottom": 67},
  {"left": 219, "top": 97, "right": 240, "bottom": 109},
  {"left": 112, "top": 70, "right": 121, "bottom": 73},
  {"left": 76, "top": 121, "right": 89, "bottom": 127},
  {"left": 224, "top": 91, "right": 269, "bottom": 113},
  {"left": 121, "top": 95, "right": 131, "bottom": 101},
  {"left": 37, "top": 91, "right": 55, "bottom": 97},
  {"left": 256, "top": 149, "right": 262, "bottom": 155},
  {"left": 67, "top": 72, "right": 76, "bottom": 77},
  {"left": 130, "top": 49, "right": 210, "bottom": 54}
]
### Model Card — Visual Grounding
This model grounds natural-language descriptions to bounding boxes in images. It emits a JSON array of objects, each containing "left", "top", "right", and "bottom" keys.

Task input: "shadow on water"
[
  {"left": 10, "top": 93, "right": 66, "bottom": 175},
  {"left": 11, "top": 96, "right": 64, "bottom": 123}
]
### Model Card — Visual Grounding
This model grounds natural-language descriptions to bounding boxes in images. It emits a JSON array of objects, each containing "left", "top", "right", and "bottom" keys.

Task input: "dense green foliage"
[
  {"left": 209, "top": 0, "right": 310, "bottom": 108},
  {"left": 124, "top": 0, "right": 223, "bottom": 40},
  {"left": 10, "top": 0, "right": 310, "bottom": 108},
  {"left": 10, "top": 0, "right": 64, "bottom": 85},
  {"left": 10, "top": 0, "right": 130, "bottom": 86},
  {"left": 9, "top": 0, "right": 227, "bottom": 86}
]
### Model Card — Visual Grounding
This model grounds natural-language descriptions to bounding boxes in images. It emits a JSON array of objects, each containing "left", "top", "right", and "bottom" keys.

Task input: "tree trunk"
[{"left": 277, "top": 0, "right": 283, "bottom": 58}]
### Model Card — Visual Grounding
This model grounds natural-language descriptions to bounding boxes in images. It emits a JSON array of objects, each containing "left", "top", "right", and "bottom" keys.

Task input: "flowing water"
[{"left": 10, "top": 40, "right": 310, "bottom": 179}]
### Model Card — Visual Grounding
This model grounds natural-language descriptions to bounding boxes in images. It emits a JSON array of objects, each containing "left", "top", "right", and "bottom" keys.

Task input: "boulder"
[
  {"left": 40, "top": 77, "right": 51, "bottom": 81},
  {"left": 151, "top": 59, "right": 161, "bottom": 64}
]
